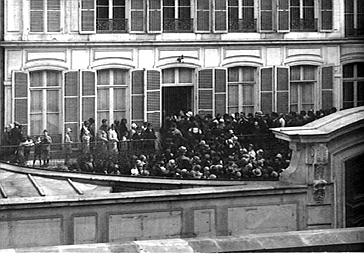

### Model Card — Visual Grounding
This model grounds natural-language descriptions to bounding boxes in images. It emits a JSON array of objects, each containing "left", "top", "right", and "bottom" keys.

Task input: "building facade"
[{"left": 1, "top": 0, "right": 363, "bottom": 142}]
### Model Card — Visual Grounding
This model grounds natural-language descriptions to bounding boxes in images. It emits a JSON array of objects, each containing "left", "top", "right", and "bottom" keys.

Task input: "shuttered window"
[
  {"left": 228, "top": 0, "right": 255, "bottom": 32},
  {"left": 146, "top": 70, "right": 161, "bottom": 128},
  {"left": 276, "top": 67, "right": 289, "bottom": 114},
  {"left": 163, "top": 0, "right": 192, "bottom": 32},
  {"left": 81, "top": 71, "right": 96, "bottom": 123},
  {"left": 130, "top": 0, "right": 145, "bottom": 32},
  {"left": 290, "top": 65, "right": 317, "bottom": 112},
  {"left": 321, "top": 66, "right": 333, "bottom": 110},
  {"left": 196, "top": 0, "right": 211, "bottom": 32},
  {"left": 96, "top": 0, "right": 127, "bottom": 32},
  {"left": 131, "top": 70, "right": 145, "bottom": 124},
  {"left": 228, "top": 67, "right": 256, "bottom": 114},
  {"left": 148, "top": 0, "right": 162, "bottom": 32},
  {"left": 13, "top": 72, "right": 29, "bottom": 133},
  {"left": 215, "top": 69, "right": 227, "bottom": 115},
  {"left": 343, "top": 63, "right": 364, "bottom": 109},
  {"left": 278, "top": 0, "right": 289, "bottom": 32},
  {"left": 214, "top": 0, "right": 228, "bottom": 32},
  {"left": 345, "top": 0, "right": 364, "bottom": 36},
  {"left": 260, "top": 0, "right": 273, "bottom": 31},
  {"left": 64, "top": 71, "right": 80, "bottom": 141},
  {"left": 260, "top": 67, "right": 273, "bottom": 114},
  {"left": 30, "top": 0, "right": 60, "bottom": 32},
  {"left": 320, "top": 0, "right": 332, "bottom": 30},
  {"left": 80, "top": 0, "right": 96, "bottom": 33},
  {"left": 198, "top": 69, "right": 213, "bottom": 116},
  {"left": 290, "top": 0, "right": 316, "bottom": 31}
]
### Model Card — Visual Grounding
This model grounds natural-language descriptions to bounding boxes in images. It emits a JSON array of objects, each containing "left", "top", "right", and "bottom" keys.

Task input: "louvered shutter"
[
  {"left": 278, "top": 0, "right": 289, "bottom": 32},
  {"left": 47, "top": 0, "right": 61, "bottom": 32},
  {"left": 276, "top": 67, "right": 289, "bottom": 114},
  {"left": 131, "top": 0, "right": 145, "bottom": 32},
  {"left": 196, "top": 0, "right": 211, "bottom": 32},
  {"left": 320, "top": 0, "right": 333, "bottom": 31},
  {"left": 214, "top": 0, "right": 228, "bottom": 32},
  {"left": 81, "top": 71, "right": 96, "bottom": 123},
  {"left": 30, "top": 0, "right": 44, "bottom": 32},
  {"left": 80, "top": 0, "right": 96, "bottom": 33},
  {"left": 148, "top": 0, "right": 162, "bottom": 33},
  {"left": 64, "top": 71, "right": 80, "bottom": 141},
  {"left": 260, "top": 0, "right": 273, "bottom": 31},
  {"left": 146, "top": 70, "right": 161, "bottom": 129},
  {"left": 260, "top": 67, "right": 274, "bottom": 114},
  {"left": 321, "top": 66, "right": 334, "bottom": 110},
  {"left": 215, "top": 69, "right": 227, "bottom": 116},
  {"left": 131, "top": 70, "right": 145, "bottom": 124},
  {"left": 13, "top": 72, "right": 29, "bottom": 131},
  {"left": 198, "top": 69, "right": 214, "bottom": 116}
]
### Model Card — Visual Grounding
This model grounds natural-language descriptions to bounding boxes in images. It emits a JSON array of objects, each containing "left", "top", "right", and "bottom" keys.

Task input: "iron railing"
[
  {"left": 290, "top": 18, "right": 318, "bottom": 32},
  {"left": 228, "top": 18, "right": 257, "bottom": 32},
  {"left": 96, "top": 18, "right": 128, "bottom": 33},
  {"left": 163, "top": 18, "right": 193, "bottom": 32}
]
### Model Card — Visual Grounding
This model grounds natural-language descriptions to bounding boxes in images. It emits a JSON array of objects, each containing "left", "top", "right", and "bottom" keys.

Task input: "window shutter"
[
  {"left": 80, "top": 0, "right": 96, "bottom": 33},
  {"left": 47, "top": 0, "right": 61, "bottom": 32},
  {"left": 277, "top": 0, "right": 289, "bottom": 32},
  {"left": 214, "top": 0, "right": 228, "bottom": 32},
  {"left": 81, "top": 71, "right": 96, "bottom": 123},
  {"left": 321, "top": 66, "right": 334, "bottom": 110},
  {"left": 131, "top": 70, "right": 145, "bottom": 124},
  {"left": 260, "top": 67, "right": 273, "bottom": 114},
  {"left": 215, "top": 69, "right": 227, "bottom": 116},
  {"left": 276, "top": 67, "right": 289, "bottom": 114},
  {"left": 131, "top": 0, "right": 145, "bottom": 32},
  {"left": 146, "top": 70, "right": 161, "bottom": 129},
  {"left": 13, "top": 72, "right": 29, "bottom": 130},
  {"left": 148, "top": 0, "right": 162, "bottom": 33},
  {"left": 260, "top": 0, "right": 273, "bottom": 31},
  {"left": 198, "top": 69, "right": 214, "bottom": 116},
  {"left": 64, "top": 71, "right": 80, "bottom": 141},
  {"left": 196, "top": 0, "right": 211, "bottom": 32},
  {"left": 30, "top": 0, "right": 44, "bottom": 32},
  {"left": 320, "top": 0, "right": 333, "bottom": 31}
]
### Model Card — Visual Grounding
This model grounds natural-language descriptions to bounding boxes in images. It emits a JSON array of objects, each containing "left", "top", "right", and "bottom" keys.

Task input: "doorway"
[
  {"left": 345, "top": 153, "right": 364, "bottom": 227},
  {"left": 162, "top": 86, "right": 193, "bottom": 119}
]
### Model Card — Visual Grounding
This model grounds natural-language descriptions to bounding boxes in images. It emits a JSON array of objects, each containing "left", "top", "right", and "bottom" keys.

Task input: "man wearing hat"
[{"left": 64, "top": 127, "right": 73, "bottom": 166}]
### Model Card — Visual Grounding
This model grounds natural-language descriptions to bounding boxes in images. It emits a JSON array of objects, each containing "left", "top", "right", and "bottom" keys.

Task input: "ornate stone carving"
[{"left": 313, "top": 179, "right": 328, "bottom": 203}]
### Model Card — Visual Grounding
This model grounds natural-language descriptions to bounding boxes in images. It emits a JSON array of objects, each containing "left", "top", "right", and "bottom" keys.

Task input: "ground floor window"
[
  {"left": 290, "top": 65, "right": 317, "bottom": 112},
  {"left": 228, "top": 66, "right": 256, "bottom": 114},
  {"left": 97, "top": 69, "right": 128, "bottom": 126},
  {"left": 29, "top": 70, "right": 61, "bottom": 135},
  {"left": 343, "top": 62, "right": 364, "bottom": 109}
]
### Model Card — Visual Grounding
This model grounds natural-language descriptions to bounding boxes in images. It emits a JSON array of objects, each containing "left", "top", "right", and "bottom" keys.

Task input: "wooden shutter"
[
  {"left": 81, "top": 71, "right": 96, "bottom": 123},
  {"left": 80, "top": 0, "right": 96, "bottom": 33},
  {"left": 260, "top": 0, "right": 273, "bottom": 31},
  {"left": 277, "top": 0, "right": 289, "bottom": 32},
  {"left": 276, "top": 67, "right": 289, "bottom": 114},
  {"left": 320, "top": 0, "right": 333, "bottom": 31},
  {"left": 196, "top": 0, "right": 211, "bottom": 32},
  {"left": 47, "top": 0, "right": 61, "bottom": 32},
  {"left": 13, "top": 72, "right": 29, "bottom": 130},
  {"left": 146, "top": 70, "right": 161, "bottom": 128},
  {"left": 64, "top": 71, "right": 80, "bottom": 141},
  {"left": 260, "top": 67, "right": 274, "bottom": 114},
  {"left": 321, "top": 66, "right": 334, "bottom": 110},
  {"left": 130, "top": 0, "right": 145, "bottom": 32},
  {"left": 131, "top": 70, "right": 145, "bottom": 124},
  {"left": 198, "top": 69, "right": 214, "bottom": 116},
  {"left": 214, "top": 0, "right": 228, "bottom": 32},
  {"left": 30, "top": 0, "right": 44, "bottom": 32},
  {"left": 148, "top": 0, "right": 162, "bottom": 33},
  {"left": 215, "top": 69, "right": 227, "bottom": 116}
]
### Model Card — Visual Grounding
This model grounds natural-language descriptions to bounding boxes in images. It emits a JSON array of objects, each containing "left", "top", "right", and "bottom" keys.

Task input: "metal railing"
[
  {"left": 96, "top": 18, "right": 128, "bottom": 33},
  {"left": 163, "top": 18, "right": 193, "bottom": 32},
  {"left": 290, "top": 18, "right": 318, "bottom": 32},
  {"left": 228, "top": 18, "right": 257, "bottom": 32}
]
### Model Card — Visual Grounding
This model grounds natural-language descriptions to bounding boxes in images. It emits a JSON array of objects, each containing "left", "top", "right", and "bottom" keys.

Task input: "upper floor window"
[
  {"left": 96, "top": 0, "right": 127, "bottom": 32},
  {"left": 290, "top": 0, "right": 316, "bottom": 31},
  {"left": 162, "top": 67, "right": 193, "bottom": 84},
  {"left": 290, "top": 65, "right": 317, "bottom": 112},
  {"left": 228, "top": 66, "right": 256, "bottom": 114},
  {"left": 343, "top": 63, "right": 364, "bottom": 109},
  {"left": 163, "top": 0, "right": 192, "bottom": 32},
  {"left": 30, "top": 0, "right": 61, "bottom": 32},
  {"left": 345, "top": 0, "right": 364, "bottom": 37},
  {"left": 228, "top": 0, "right": 256, "bottom": 32}
]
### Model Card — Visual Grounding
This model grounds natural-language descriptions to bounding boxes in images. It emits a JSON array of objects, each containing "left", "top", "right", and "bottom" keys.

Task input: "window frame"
[
  {"left": 342, "top": 63, "right": 364, "bottom": 108},
  {"left": 30, "top": 0, "right": 62, "bottom": 33},
  {"left": 228, "top": 0, "right": 256, "bottom": 32},
  {"left": 96, "top": 0, "right": 128, "bottom": 33},
  {"left": 162, "top": 0, "right": 193, "bottom": 32}
]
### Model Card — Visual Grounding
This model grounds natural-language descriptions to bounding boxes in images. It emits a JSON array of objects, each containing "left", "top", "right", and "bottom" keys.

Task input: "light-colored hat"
[{"left": 66, "top": 127, "right": 72, "bottom": 133}]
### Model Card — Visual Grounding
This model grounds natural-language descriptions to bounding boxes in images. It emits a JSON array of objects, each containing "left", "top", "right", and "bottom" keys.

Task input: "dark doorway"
[
  {"left": 162, "top": 86, "right": 193, "bottom": 119},
  {"left": 345, "top": 153, "right": 364, "bottom": 227}
]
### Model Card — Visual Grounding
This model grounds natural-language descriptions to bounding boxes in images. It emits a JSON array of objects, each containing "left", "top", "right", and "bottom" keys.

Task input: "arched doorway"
[{"left": 345, "top": 153, "right": 364, "bottom": 227}]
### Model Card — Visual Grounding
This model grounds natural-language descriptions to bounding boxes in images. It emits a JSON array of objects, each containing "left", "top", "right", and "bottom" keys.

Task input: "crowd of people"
[{"left": 1, "top": 107, "right": 338, "bottom": 180}]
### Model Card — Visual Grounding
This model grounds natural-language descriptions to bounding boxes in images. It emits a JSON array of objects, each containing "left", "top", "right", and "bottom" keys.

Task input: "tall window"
[
  {"left": 96, "top": 0, "right": 127, "bottom": 32},
  {"left": 343, "top": 63, "right": 364, "bottom": 109},
  {"left": 29, "top": 71, "right": 61, "bottom": 135},
  {"left": 30, "top": 0, "right": 61, "bottom": 32},
  {"left": 228, "top": 0, "right": 256, "bottom": 32},
  {"left": 97, "top": 69, "right": 128, "bottom": 126},
  {"left": 345, "top": 0, "right": 364, "bottom": 36},
  {"left": 163, "top": 0, "right": 192, "bottom": 32},
  {"left": 290, "top": 0, "right": 316, "bottom": 31},
  {"left": 228, "top": 67, "right": 256, "bottom": 114},
  {"left": 290, "top": 65, "right": 316, "bottom": 112}
]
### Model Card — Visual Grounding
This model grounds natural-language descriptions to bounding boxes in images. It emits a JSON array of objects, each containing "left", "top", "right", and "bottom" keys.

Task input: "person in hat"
[
  {"left": 33, "top": 136, "right": 42, "bottom": 167},
  {"left": 41, "top": 129, "right": 52, "bottom": 167},
  {"left": 64, "top": 127, "right": 73, "bottom": 166}
]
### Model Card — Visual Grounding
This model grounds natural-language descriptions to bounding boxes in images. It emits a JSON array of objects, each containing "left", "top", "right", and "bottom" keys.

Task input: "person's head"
[
  {"left": 66, "top": 127, "right": 72, "bottom": 133},
  {"left": 43, "top": 129, "right": 48, "bottom": 135},
  {"left": 102, "top": 119, "right": 107, "bottom": 125},
  {"left": 84, "top": 120, "right": 89, "bottom": 126},
  {"left": 88, "top": 118, "right": 95, "bottom": 124}
]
